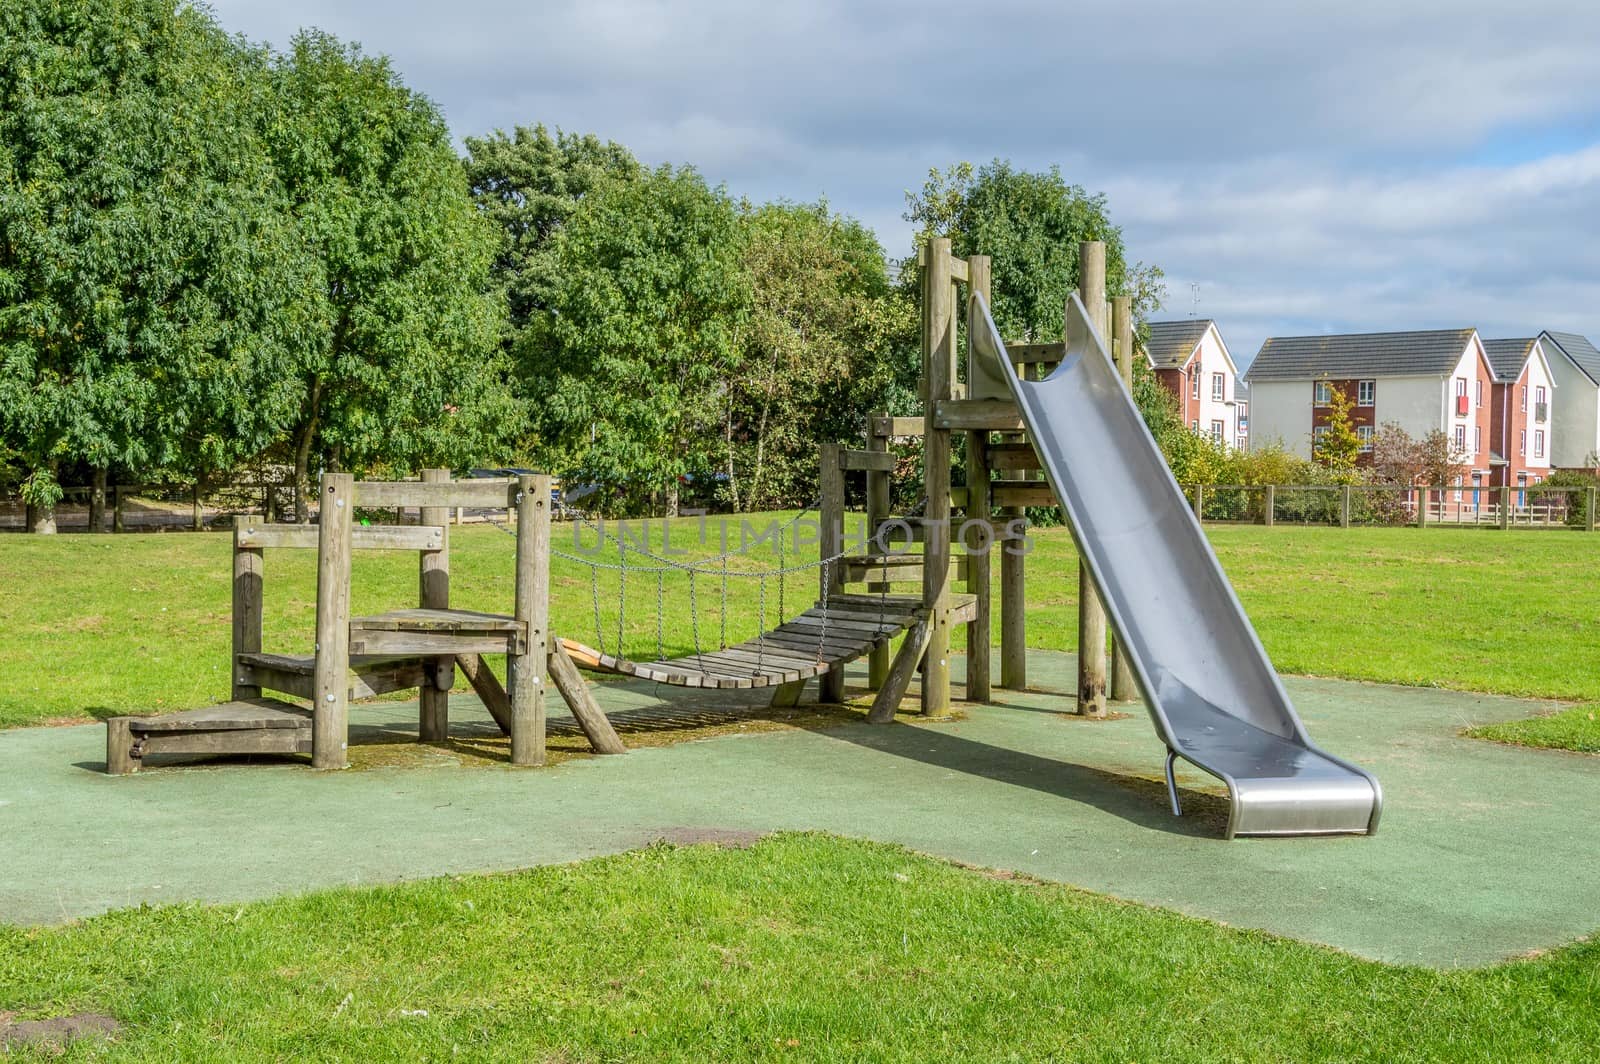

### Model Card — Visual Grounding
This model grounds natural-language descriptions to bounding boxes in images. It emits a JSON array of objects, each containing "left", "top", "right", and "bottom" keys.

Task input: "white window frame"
[
  {"left": 1455, "top": 377, "right": 1467, "bottom": 397},
  {"left": 1534, "top": 429, "right": 1545, "bottom": 458},
  {"left": 1191, "top": 368, "right": 1201, "bottom": 400},
  {"left": 1536, "top": 385, "right": 1547, "bottom": 405},
  {"left": 1521, "top": 385, "right": 1527, "bottom": 412},
  {"left": 1211, "top": 373, "right": 1224, "bottom": 401},
  {"left": 1519, "top": 428, "right": 1526, "bottom": 456},
  {"left": 1357, "top": 425, "right": 1374, "bottom": 453},
  {"left": 1476, "top": 379, "right": 1483, "bottom": 405},
  {"left": 1453, "top": 425, "right": 1466, "bottom": 452},
  {"left": 1236, "top": 435, "right": 1248, "bottom": 450},
  {"left": 1313, "top": 381, "right": 1333, "bottom": 404},
  {"left": 1473, "top": 426, "right": 1481, "bottom": 454},
  {"left": 1210, "top": 419, "right": 1225, "bottom": 443},
  {"left": 1357, "top": 380, "right": 1375, "bottom": 406},
  {"left": 1190, "top": 419, "right": 1199, "bottom": 432}
]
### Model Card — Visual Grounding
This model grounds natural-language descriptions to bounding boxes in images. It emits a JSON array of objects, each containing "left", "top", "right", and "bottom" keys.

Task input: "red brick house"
[{"left": 1142, "top": 319, "right": 1246, "bottom": 448}]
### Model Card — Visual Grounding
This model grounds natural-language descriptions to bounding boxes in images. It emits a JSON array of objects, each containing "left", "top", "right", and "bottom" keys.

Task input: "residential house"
[
  {"left": 1142, "top": 319, "right": 1246, "bottom": 448},
  {"left": 1480, "top": 337, "right": 1556, "bottom": 493},
  {"left": 1538, "top": 331, "right": 1600, "bottom": 470},
  {"left": 1244, "top": 328, "right": 1498, "bottom": 501}
]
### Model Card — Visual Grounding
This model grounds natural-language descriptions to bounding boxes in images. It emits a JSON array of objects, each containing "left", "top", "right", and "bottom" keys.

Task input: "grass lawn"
[
  {"left": 1465, "top": 705, "right": 1600, "bottom": 754},
  {"left": 1, "top": 518, "right": 1596, "bottom": 728},
  {"left": 3, "top": 834, "right": 1598, "bottom": 1062}
]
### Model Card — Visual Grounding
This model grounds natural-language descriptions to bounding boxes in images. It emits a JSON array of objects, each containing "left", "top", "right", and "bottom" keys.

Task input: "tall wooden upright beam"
[
  {"left": 819, "top": 442, "right": 847, "bottom": 704},
  {"left": 1076, "top": 241, "right": 1108, "bottom": 719},
  {"left": 232, "top": 513, "right": 264, "bottom": 700},
  {"left": 921, "top": 238, "right": 955, "bottom": 715},
  {"left": 864, "top": 412, "right": 891, "bottom": 689},
  {"left": 965, "top": 254, "right": 993, "bottom": 703},
  {"left": 1108, "top": 295, "right": 1138, "bottom": 705},
  {"left": 419, "top": 468, "right": 451, "bottom": 741},
  {"left": 509, "top": 473, "right": 550, "bottom": 766},
  {"left": 312, "top": 474, "right": 355, "bottom": 769}
]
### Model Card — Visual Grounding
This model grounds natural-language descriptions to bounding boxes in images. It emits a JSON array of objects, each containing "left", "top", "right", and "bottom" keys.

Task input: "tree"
[
  {"left": 265, "top": 31, "right": 510, "bottom": 519},
  {"left": 903, "top": 160, "right": 1165, "bottom": 341},
  {"left": 529, "top": 165, "right": 748, "bottom": 515},
  {"left": 463, "top": 125, "right": 640, "bottom": 340},
  {"left": 0, "top": 0, "right": 316, "bottom": 530},
  {"left": 1313, "top": 384, "right": 1362, "bottom": 477},
  {"left": 726, "top": 201, "right": 915, "bottom": 510}
]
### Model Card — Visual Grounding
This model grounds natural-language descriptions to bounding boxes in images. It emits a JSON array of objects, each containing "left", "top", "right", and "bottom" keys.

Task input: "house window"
[
  {"left": 1453, "top": 474, "right": 1462, "bottom": 503},
  {"left": 1211, "top": 373, "right": 1224, "bottom": 401},
  {"left": 1312, "top": 425, "right": 1329, "bottom": 448},
  {"left": 1190, "top": 419, "right": 1199, "bottom": 432},
  {"left": 1521, "top": 386, "right": 1527, "bottom": 412},
  {"left": 1313, "top": 381, "right": 1332, "bottom": 404},
  {"left": 1191, "top": 369, "right": 1201, "bottom": 400},
  {"left": 1476, "top": 379, "right": 1483, "bottom": 405},
  {"left": 1357, "top": 425, "right": 1374, "bottom": 452},
  {"left": 1453, "top": 425, "right": 1466, "bottom": 452},
  {"left": 1474, "top": 426, "right": 1481, "bottom": 454},
  {"left": 1534, "top": 430, "right": 1545, "bottom": 459},
  {"left": 1519, "top": 429, "right": 1526, "bottom": 456},
  {"left": 1536, "top": 385, "right": 1547, "bottom": 405},
  {"left": 1210, "top": 419, "right": 1225, "bottom": 443},
  {"left": 1455, "top": 377, "right": 1467, "bottom": 397},
  {"left": 1236, "top": 436, "right": 1248, "bottom": 450},
  {"left": 1357, "top": 380, "right": 1375, "bottom": 406}
]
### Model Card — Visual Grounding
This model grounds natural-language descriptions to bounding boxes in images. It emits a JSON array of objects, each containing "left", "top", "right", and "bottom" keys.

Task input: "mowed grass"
[
  {"left": 1466, "top": 705, "right": 1600, "bottom": 754},
  {"left": 3, "top": 834, "right": 1599, "bottom": 1062},
  {"left": 2, "top": 518, "right": 1598, "bottom": 728}
]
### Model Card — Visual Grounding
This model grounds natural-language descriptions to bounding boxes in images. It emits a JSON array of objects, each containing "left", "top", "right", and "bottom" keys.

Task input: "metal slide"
[{"left": 970, "top": 294, "right": 1382, "bottom": 838}]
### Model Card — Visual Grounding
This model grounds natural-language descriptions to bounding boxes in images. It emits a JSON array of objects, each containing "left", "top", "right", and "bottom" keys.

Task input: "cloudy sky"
[{"left": 211, "top": 0, "right": 1600, "bottom": 367}]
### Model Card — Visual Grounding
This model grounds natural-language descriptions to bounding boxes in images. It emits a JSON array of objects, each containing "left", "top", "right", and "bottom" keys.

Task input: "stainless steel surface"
[{"left": 970, "top": 293, "right": 1382, "bottom": 839}]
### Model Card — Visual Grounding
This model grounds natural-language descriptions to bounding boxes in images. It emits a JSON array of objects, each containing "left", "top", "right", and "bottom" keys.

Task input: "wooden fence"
[{"left": 1182, "top": 483, "right": 1599, "bottom": 531}]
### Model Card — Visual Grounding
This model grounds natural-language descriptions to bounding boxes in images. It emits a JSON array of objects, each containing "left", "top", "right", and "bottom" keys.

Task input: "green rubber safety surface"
[{"left": 1, "top": 651, "right": 1595, "bottom": 968}]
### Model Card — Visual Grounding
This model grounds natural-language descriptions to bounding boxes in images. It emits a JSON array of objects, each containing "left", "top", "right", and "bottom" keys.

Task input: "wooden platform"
[
  {"left": 236, "top": 652, "right": 436, "bottom": 701},
  {"left": 105, "top": 698, "right": 311, "bottom": 774},
  {"left": 558, "top": 594, "right": 973, "bottom": 690},
  {"left": 348, "top": 608, "right": 525, "bottom": 656}
]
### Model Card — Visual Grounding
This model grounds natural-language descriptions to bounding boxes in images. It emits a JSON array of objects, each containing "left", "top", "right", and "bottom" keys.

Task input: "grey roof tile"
[
  {"left": 1480, "top": 338, "right": 1536, "bottom": 382},
  {"left": 1143, "top": 319, "right": 1211, "bottom": 369},
  {"left": 1542, "top": 331, "right": 1600, "bottom": 385},
  {"left": 1244, "top": 328, "right": 1475, "bottom": 381}
]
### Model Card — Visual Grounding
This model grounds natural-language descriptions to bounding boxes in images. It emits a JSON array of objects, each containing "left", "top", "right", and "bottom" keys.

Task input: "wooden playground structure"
[{"left": 106, "top": 241, "right": 1139, "bottom": 773}]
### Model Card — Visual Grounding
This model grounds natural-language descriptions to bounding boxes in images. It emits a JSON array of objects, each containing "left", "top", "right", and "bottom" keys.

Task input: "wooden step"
[
  {"left": 348, "top": 608, "right": 525, "bottom": 656},
  {"left": 106, "top": 698, "right": 311, "bottom": 774},
  {"left": 236, "top": 652, "right": 430, "bottom": 701}
]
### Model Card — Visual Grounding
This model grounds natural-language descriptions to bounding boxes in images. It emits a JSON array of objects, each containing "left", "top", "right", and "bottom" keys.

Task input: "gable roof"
[
  {"left": 1143, "top": 319, "right": 1212, "bottom": 369},
  {"left": 1541, "top": 331, "right": 1600, "bottom": 385},
  {"left": 1481, "top": 338, "right": 1537, "bottom": 383},
  {"left": 1245, "top": 328, "right": 1476, "bottom": 381}
]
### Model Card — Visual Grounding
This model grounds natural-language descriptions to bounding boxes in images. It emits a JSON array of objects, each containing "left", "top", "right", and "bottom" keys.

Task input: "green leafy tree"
[
  {"left": 726, "top": 201, "right": 916, "bottom": 510},
  {"left": 530, "top": 165, "right": 748, "bottom": 514},
  {"left": 463, "top": 125, "right": 640, "bottom": 340},
  {"left": 266, "top": 31, "right": 510, "bottom": 518},
  {"left": 0, "top": 0, "right": 316, "bottom": 530},
  {"left": 904, "top": 160, "right": 1165, "bottom": 341},
  {"left": 1312, "top": 384, "right": 1362, "bottom": 478}
]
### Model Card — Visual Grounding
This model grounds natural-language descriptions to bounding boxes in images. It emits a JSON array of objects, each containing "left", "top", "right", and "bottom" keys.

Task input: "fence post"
[
  {"left": 1340, "top": 484, "right": 1352, "bottom": 528},
  {"left": 1416, "top": 486, "right": 1428, "bottom": 528},
  {"left": 1192, "top": 484, "right": 1204, "bottom": 522},
  {"left": 1588, "top": 487, "right": 1597, "bottom": 532},
  {"left": 1263, "top": 484, "right": 1275, "bottom": 528},
  {"left": 1498, "top": 486, "right": 1510, "bottom": 531}
]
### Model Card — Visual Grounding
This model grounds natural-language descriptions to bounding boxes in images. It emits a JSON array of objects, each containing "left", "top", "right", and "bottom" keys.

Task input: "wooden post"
[
  {"left": 999, "top": 365, "right": 1031, "bottom": 691},
  {"left": 865, "top": 412, "right": 891, "bottom": 690},
  {"left": 1074, "top": 243, "right": 1108, "bottom": 718},
  {"left": 89, "top": 467, "right": 107, "bottom": 533},
  {"left": 312, "top": 473, "right": 355, "bottom": 770},
  {"left": 1263, "top": 484, "right": 1276, "bottom": 527},
  {"left": 106, "top": 718, "right": 136, "bottom": 775},
  {"left": 548, "top": 640, "right": 626, "bottom": 754},
  {"left": 1192, "top": 484, "right": 1204, "bottom": 521},
  {"left": 232, "top": 513, "right": 264, "bottom": 700},
  {"left": 1497, "top": 485, "right": 1510, "bottom": 530},
  {"left": 1417, "top": 486, "right": 1428, "bottom": 528},
  {"left": 920, "top": 238, "right": 956, "bottom": 716},
  {"left": 1107, "top": 296, "right": 1137, "bottom": 704},
  {"left": 965, "top": 255, "right": 993, "bottom": 703},
  {"left": 419, "top": 468, "right": 451, "bottom": 742},
  {"left": 113, "top": 484, "right": 125, "bottom": 533},
  {"left": 509, "top": 474, "right": 550, "bottom": 766},
  {"left": 819, "top": 442, "right": 847, "bottom": 703},
  {"left": 1587, "top": 487, "right": 1597, "bottom": 532},
  {"left": 1340, "top": 484, "right": 1352, "bottom": 528}
]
